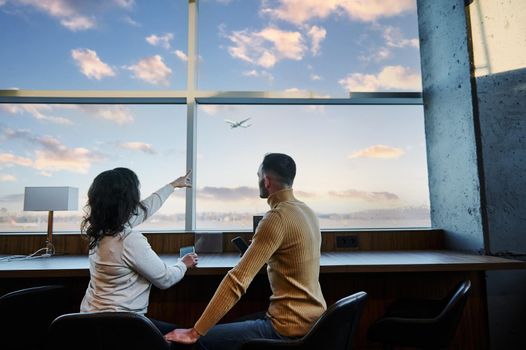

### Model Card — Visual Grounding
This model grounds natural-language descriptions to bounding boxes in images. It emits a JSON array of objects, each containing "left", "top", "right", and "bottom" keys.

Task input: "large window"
[
  {"left": 0, "top": 0, "right": 428, "bottom": 233},
  {"left": 196, "top": 104, "right": 429, "bottom": 230},
  {"left": 0, "top": 104, "right": 186, "bottom": 232}
]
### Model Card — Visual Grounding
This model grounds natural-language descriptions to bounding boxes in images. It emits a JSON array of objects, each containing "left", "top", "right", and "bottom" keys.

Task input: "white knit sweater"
[{"left": 80, "top": 184, "right": 186, "bottom": 314}]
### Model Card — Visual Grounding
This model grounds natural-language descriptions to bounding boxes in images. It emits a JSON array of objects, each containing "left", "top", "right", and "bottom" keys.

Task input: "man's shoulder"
[{"left": 274, "top": 198, "right": 315, "bottom": 214}]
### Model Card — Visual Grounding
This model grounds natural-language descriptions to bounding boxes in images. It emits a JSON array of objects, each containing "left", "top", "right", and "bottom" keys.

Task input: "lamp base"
[
  {"left": 44, "top": 210, "right": 55, "bottom": 256},
  {"left": 44, "top": 239, "right": 55, "bottom": 256}
]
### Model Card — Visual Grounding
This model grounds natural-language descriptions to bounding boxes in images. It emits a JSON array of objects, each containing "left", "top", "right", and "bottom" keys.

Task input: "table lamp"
[{"left": 23, "top": 186, "right": 79, "bottom": 256}]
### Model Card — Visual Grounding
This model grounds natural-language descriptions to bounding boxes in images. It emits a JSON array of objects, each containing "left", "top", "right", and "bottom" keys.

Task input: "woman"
[{"left": 80, "top": 167, "right": 197, "bottom": 332}]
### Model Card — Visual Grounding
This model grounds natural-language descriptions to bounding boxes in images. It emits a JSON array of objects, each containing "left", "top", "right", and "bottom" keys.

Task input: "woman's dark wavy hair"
[{"left": 81, "top": 167, "right": 147, "bottom": 250}]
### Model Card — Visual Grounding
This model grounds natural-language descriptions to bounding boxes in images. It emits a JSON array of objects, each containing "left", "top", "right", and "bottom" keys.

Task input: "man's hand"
[{"left": 164, "top": 328, "right": 200, "bottom": 344}]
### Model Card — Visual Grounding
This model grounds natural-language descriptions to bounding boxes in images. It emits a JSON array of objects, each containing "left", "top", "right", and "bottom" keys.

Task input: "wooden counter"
[
  {"left": 1, "top": 250, "right": 524, "bottom": 278},
  {"left": 1, "top": 250, "right": 524, "bottom": 350}
]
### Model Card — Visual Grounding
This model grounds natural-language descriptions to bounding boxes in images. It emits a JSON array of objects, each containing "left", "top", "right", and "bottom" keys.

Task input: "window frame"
[{"left": 0, "top": 0, "right": 424, "bottom": 232}]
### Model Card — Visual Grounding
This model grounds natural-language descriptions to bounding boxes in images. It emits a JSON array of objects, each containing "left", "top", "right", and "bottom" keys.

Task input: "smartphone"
[
  {"left": 179, "top": 245, "right": 195, "bottom": 258},
  {"left": 231, "top": 236, "right": 249, "bottom": 256}
]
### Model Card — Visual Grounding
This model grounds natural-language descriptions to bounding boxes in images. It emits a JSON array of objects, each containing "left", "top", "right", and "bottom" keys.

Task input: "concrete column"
[{"left": 417, "top": 0, "right": 485, "bottom": 251}]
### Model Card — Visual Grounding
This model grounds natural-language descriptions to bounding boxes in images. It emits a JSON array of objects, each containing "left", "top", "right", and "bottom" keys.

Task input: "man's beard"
[{"left": 259, "top": 178, "right": 269, "bottom": 198}]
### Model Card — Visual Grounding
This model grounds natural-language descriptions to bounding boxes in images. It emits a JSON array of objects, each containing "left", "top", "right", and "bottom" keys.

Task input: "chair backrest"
[
  {"left": 47, "top": 312, "right": 170, "bottom": 350},
  {"left": 302, "top": 291, "right": 368, "bottom": 350},
  {"left": 434, "top": 280, "right": 471, "bottom": 346},
  {"left": 0, "top": 285, "right": 70, "bottom": 350}
]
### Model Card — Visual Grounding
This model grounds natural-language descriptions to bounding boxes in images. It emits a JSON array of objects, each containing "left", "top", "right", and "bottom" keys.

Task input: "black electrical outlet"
[{"left": 336, "top": 235, "right": 359, "bottom": 248}]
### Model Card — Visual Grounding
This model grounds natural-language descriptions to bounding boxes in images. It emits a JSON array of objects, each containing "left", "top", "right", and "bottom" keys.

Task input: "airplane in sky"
[{"left": 225, "top": 117, "right": 251, "bottom": 129}]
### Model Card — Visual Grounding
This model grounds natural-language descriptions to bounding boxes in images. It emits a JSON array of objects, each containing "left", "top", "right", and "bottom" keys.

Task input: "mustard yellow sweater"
[{"left": 194, "top": 188, "right": 327, "bottom": 337}]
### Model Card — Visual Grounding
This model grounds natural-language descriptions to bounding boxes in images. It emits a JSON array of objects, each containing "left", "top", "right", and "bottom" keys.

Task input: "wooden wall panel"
[{"left": 0, "top": 229, "right": 444, "bottom": 255}]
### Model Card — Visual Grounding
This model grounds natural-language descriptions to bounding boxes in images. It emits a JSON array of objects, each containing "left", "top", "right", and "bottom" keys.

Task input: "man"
[{"left": 165, "top": 153, "right": 326, "bottom": 349}]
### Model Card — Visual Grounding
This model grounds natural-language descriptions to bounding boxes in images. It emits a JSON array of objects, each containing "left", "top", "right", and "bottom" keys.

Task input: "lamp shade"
[{"left": 23, "top": 187, "right": 79, "bottom": 211}]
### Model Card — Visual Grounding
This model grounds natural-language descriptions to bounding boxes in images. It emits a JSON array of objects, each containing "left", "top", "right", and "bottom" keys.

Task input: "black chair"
[
  {"left": 368, "top": 280, "right": 471, "bottom": 350},
  {"left": 47, "top": 312, "right": 171, "bottom": 350},
  {"left": 0, "top": 284, "right": 70, "bottom": 350},
  {"left": 241, "top": 291, "right": 368, "bottom": 350}
]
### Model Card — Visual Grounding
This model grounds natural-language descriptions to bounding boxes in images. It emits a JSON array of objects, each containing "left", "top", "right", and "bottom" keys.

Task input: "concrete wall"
[
  {"left": 418, "top": 0, "right": 526, "bottom": 348},
  {"left": 469, "top": 0, "right": 526, "bottom": 77},
  {"left": 477, "top": 68, "right": 526, "bottom": 254},
  {"left": 470, "top": 1, "right": 526, "bottom": 348},
  {"left": 476, "top": 50, "right": 526, "bottom": 350},
  {"left": 417, "top": 0, "right": 485, "bottom": 251}
]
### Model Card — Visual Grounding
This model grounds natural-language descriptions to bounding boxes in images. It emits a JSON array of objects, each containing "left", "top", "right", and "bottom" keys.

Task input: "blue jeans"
[{"left": 197, "top": 317, "right": 290, "bottom": 350}]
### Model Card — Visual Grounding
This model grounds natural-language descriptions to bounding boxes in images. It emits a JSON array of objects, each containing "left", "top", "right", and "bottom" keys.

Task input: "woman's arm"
[
  {"left": 127, "top": 170, "right": 192, "bottom": 228},
  {"left": 122, "top": 232, "right": 198, "bottom": 289}
]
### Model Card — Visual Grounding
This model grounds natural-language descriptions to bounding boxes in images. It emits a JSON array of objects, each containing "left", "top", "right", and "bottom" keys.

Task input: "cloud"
[
  {"left": 122, "top": 15, "right": 140, "bottom": 27},
  {"left": 77, "top": 105, "right": 134, "bottom": 124},
  {"left": 2, "top": 127, "right": 105, "bottom": 173},
  {"left": 2, "top": 104, "right": 135, "bottom": 126},
  {"left": 199, "top": 105, "right": 220, "bottom": 115},
  {"left": 357, "top": 25, "right": 418, "bottom": 64},
  {"left": 118, "top": 142, "right": 157, "bottom": 155},
  {"left": 0, "top": 193, "right": 24, "bottom": 203},
  {"left": 174, "top": 50, "right": 188, "bottom": 62},
  {"left": 61, "top": 16, "right": 95, "bottom": 31},
  {"left": 198, "top": 104, "right": 240, "bottom": 116},
  {"left": 242, "top": 69, "right": 274, "bottom": 82},
  {"left": 294, "top": 190, "right": 317, "bottom": 198},
  {"left": 310, "top": 73, "right": 321, "bottom": 81},
  {"left": 358, "top": 46, "right": 391, "bottom": 63},
  {"left": 226, "top": 26, "right": 306, "bottom": 68},
  {"left": 243, "top": 70, "right": 258, "bottom": 77},
  {"left": 4, "top": 0, "right": 135, "bottom": 31},
  {"left": 113, "top": 0, "right": 134, "bottom": 8},
  {"left": 9, "top": 0, "right": 95, "bottom": 31},
  {"left": 127, "top": 55, "right": 172, "bottom": 86},
  {"left": 383, "top": 26, "right": 419, "bottom": 48},
  {"left": 146, "top": 33, "right": 174, "bottom": 50},
  {"left": 71, "top": 48, "right": 115, "bottom": 80},
  {"left": 0, "top": 104, "right": 72, "bottom": 125},
  {"left": 261, "top": 0, "right": 415, "bottom": 25},
  {"left": 348, "top": 144, "right": 405, "bottom": 159},
  {"left": 198, "top": 186, "right": 259, "bottom": 201},
  {"left": 0, "top": 153, "right": 33, "bottom": 167},
  {"left": 339, "top": 65, "right": 421, "bottom": 92},
  {"left": 283, "top": 88, "right": 329, "bottom": 98},
  {"left": 0, "top": 0, "right": 7, "bottom": 6},
  {"left": 0, "top": 174, "right": 16, "bottom": 182},
  {"left": 34, "top": 143, "right": 102, "bottom": 174},
  {"left": 307, "top": 25, "right": 326, "bottom": 55},
  {"left": 329, "top": 189, "right": 399, "bottom": 201}
]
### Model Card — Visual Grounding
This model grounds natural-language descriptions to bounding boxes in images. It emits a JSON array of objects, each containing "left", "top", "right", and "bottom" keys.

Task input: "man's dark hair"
[{"left": 261, "top": 153, "right": 296, "bottom": 186}]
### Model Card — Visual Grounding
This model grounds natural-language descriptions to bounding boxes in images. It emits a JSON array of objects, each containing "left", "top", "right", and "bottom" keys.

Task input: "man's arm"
[{"left": 164, "top": 210, "right": 285, "bottom": 342}]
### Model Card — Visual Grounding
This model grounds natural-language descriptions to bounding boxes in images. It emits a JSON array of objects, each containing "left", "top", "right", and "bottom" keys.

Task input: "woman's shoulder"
[{"left": 121, "top": 230, "right": 148, "bottom": 248}]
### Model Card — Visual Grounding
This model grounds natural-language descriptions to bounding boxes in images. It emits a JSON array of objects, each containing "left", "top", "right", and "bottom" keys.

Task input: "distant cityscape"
[{"left": 0, "top": 206, "right": 430, "bottom": 232}]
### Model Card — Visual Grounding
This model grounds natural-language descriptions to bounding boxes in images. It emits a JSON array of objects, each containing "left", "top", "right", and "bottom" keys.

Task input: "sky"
[{"left": 0, "top": 0, "right": 429, "bottom": 231}]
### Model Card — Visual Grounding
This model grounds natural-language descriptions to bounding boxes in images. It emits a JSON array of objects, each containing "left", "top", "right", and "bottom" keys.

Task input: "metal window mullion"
[{"left": 185, "top": 0, "right": 198, "bottom": 231}]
